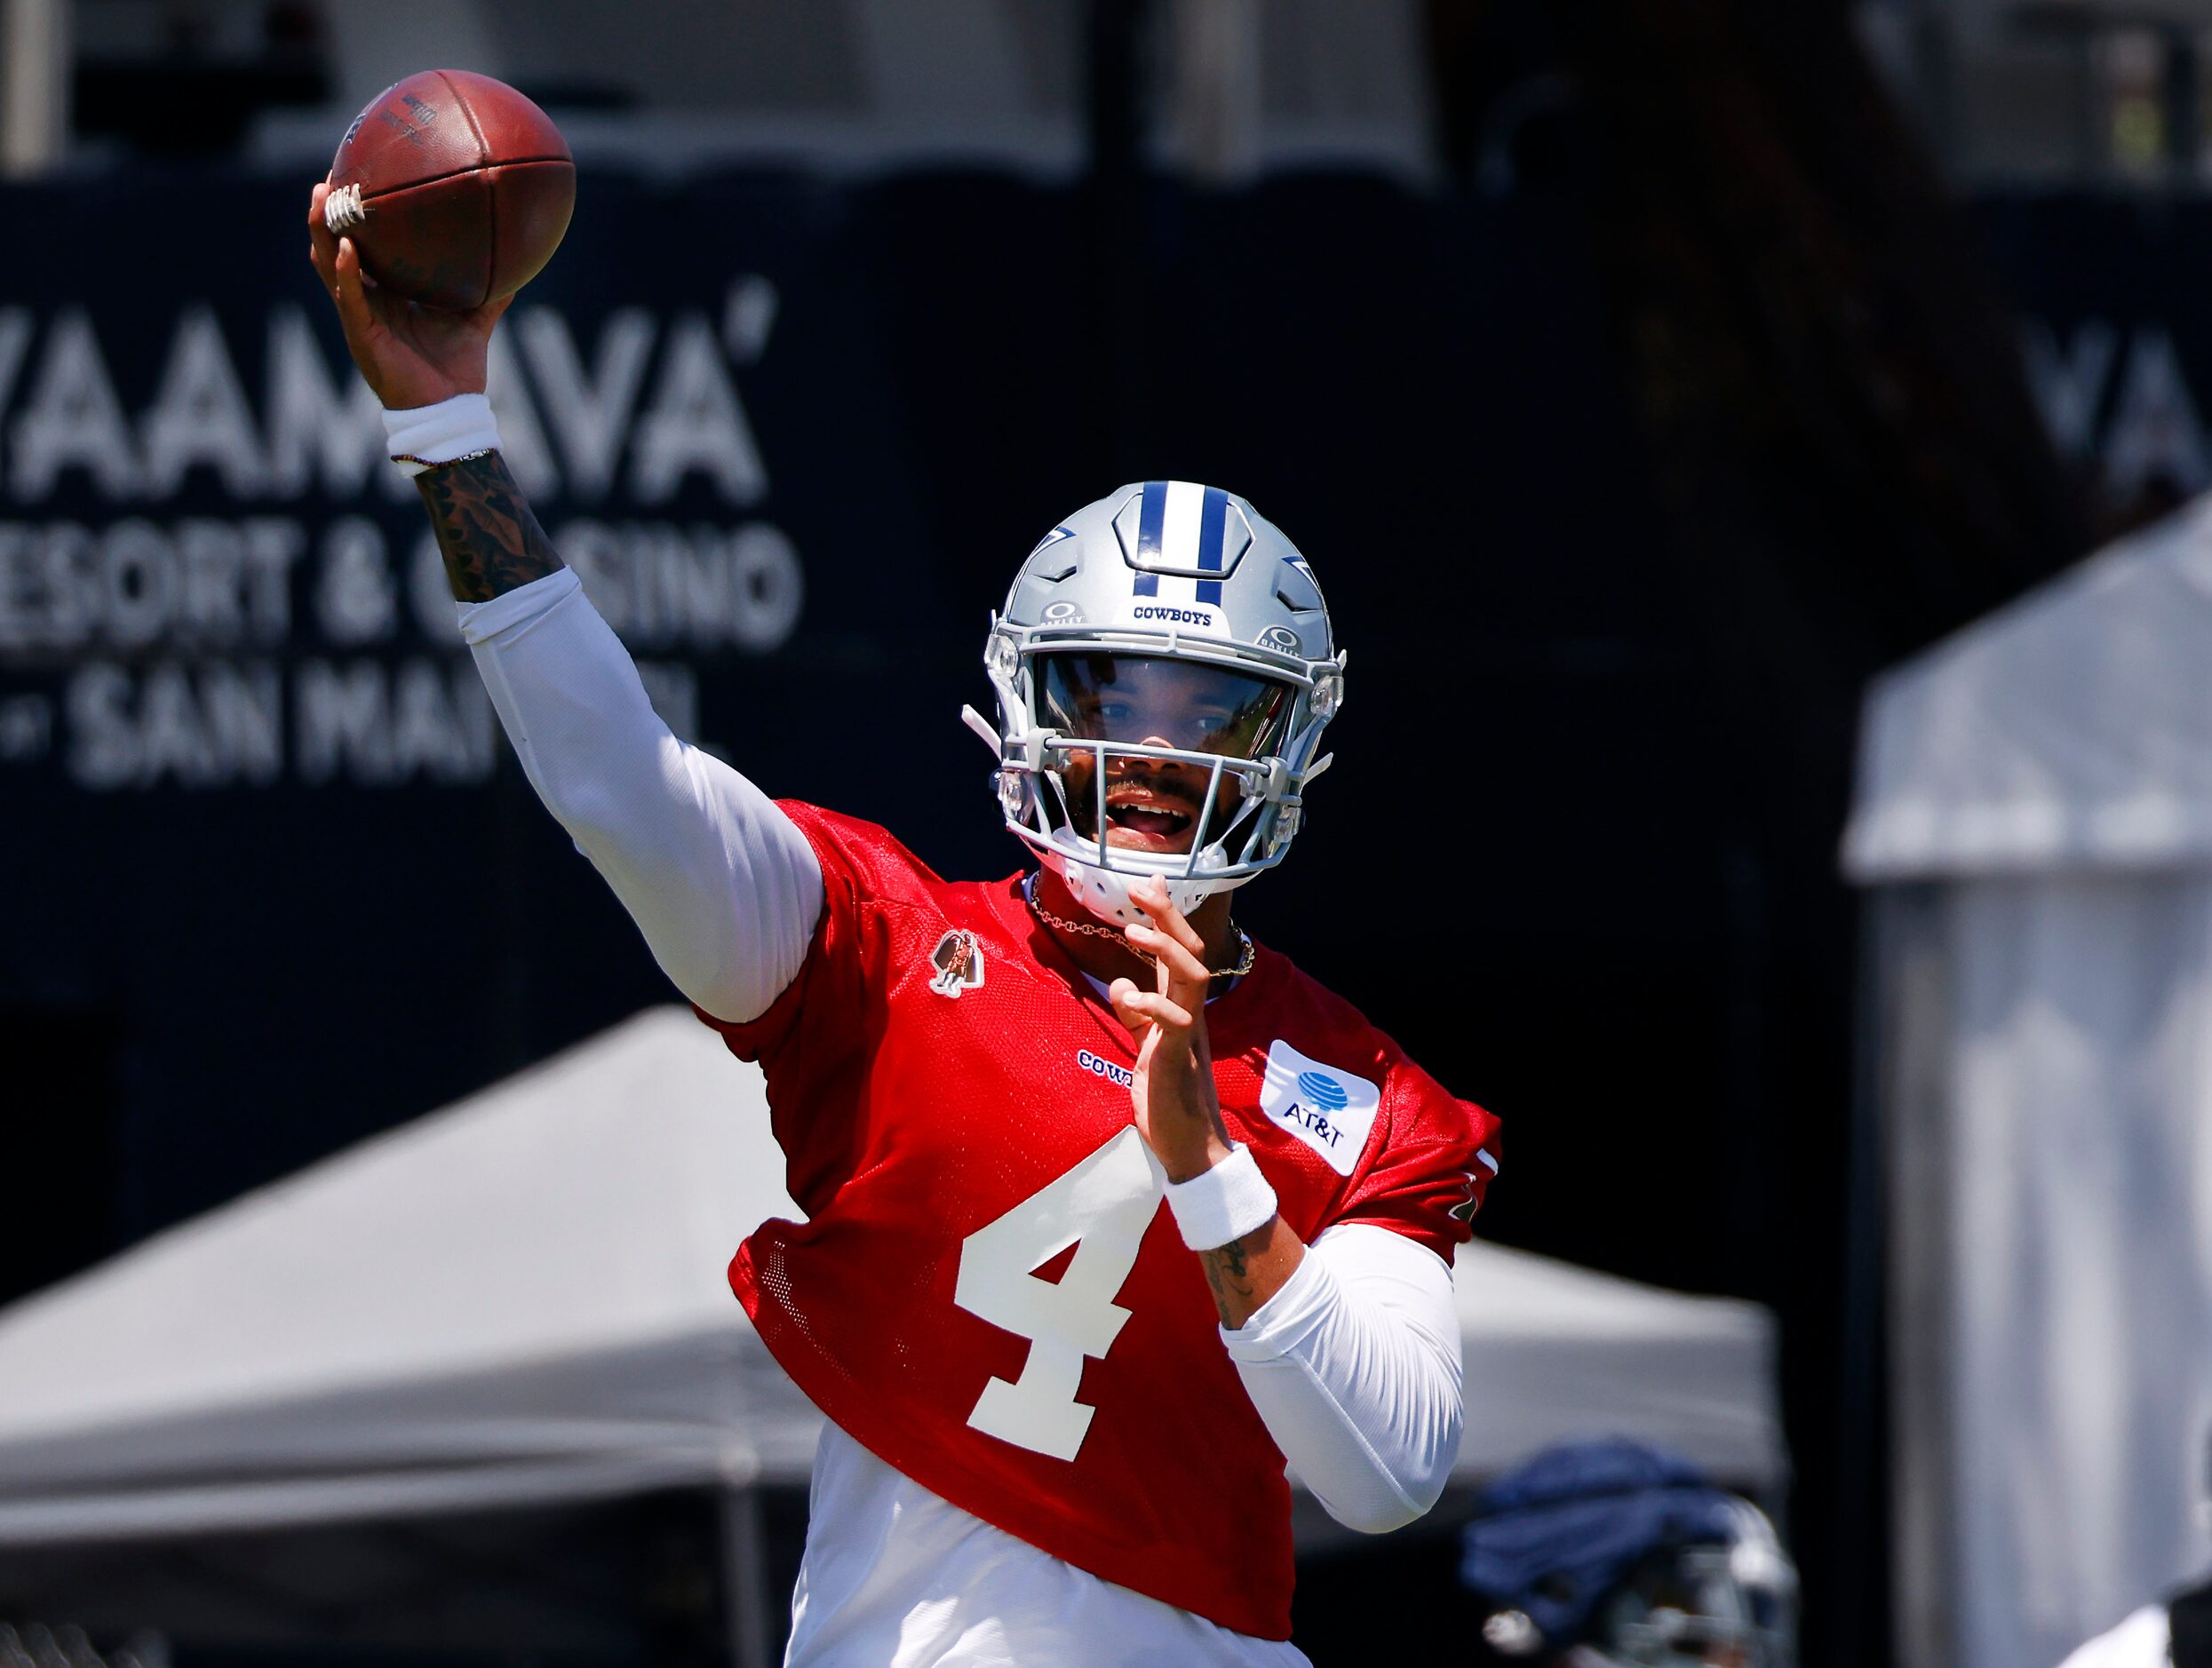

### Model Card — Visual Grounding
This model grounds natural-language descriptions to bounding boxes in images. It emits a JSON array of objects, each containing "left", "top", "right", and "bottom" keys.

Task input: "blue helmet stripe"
[
  {"left": 1132, "top": 480, "right": 1166, "bottom": 598},
  {"left": 1195, "top": 485, "right": 1229, "bottom": 605}
]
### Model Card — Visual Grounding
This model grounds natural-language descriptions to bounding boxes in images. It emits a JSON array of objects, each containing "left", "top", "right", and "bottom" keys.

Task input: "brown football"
[{"left": 325, "top": 69, "right": 575, "bottom": 311}]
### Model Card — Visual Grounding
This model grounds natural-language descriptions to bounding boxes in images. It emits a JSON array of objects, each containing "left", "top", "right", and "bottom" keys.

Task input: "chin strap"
[
  {"left": 1024, "top": 877, "right": 1255, "bottom": 978},
  {"left": 1049, "top": 851, "right": 1220, "bottom": 925}
]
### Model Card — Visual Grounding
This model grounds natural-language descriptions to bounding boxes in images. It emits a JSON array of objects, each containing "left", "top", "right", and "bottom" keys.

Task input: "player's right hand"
[
  {"left": 1110, "top": 876, "right": 1235, "bottom": 1186},
  {"left": 306, "top": 180, "right": 512, "bottom": 410}
]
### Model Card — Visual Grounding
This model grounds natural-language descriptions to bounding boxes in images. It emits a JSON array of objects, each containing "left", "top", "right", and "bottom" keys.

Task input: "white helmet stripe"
[{"left": 1161, "top": 479, "right": 1208, "bottom": 568}]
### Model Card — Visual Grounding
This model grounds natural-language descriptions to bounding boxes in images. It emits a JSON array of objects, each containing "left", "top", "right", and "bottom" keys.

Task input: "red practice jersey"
[{"left": 701, "top": 805, "right": 1500, "bottom": 1640}]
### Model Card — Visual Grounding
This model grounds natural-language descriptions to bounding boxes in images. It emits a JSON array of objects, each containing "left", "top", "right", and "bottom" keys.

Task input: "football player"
[{"left": 310, "top": 185, "right": 1500, "bottom": 1665}]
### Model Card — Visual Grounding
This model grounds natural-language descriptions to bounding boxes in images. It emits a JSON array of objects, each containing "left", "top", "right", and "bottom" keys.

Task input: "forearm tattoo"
[
  {"left": 416, "top": 451, "right": 562, "bottom": 602},
  {"left": 1200, "top": 1231, "right": 1261, "bottom": 1327}
]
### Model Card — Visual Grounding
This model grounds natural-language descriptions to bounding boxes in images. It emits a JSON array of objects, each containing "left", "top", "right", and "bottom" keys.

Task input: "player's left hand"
[{"left": 1110, "top": 876, "right": 1236, "bottom": 1185}]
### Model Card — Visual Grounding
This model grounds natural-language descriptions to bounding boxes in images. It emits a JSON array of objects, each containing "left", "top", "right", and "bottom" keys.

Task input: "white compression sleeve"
[
  {"left": 458, "top": 568, "right": 824, "bottom": 1023},
  {"left": 1220, "top": 1223, "right": 1464, "bottom": 1534}
]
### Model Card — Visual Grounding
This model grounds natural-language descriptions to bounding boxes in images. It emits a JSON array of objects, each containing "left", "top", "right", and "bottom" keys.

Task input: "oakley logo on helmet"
[
  {"left": 1257, "top": 625, "right": 1301, "bottom": 654},
  {"left": 1041, "top": 600, "right": 1085, "bottom": 624}
]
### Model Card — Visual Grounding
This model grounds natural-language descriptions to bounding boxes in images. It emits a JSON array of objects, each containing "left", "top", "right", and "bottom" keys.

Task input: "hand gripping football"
[{"left": 324, "top": 69, "right": 575, "bottom": 311}]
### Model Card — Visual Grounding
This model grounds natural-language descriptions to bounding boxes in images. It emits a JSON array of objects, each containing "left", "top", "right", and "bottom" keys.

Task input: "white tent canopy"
[
  {"left": 0, "top": 1006, "right": 1783, "bottom": 1556},
  {"left": 1846, "top": 495, "right": 2212, "bottom": 881},
  {"left": 1844, "top": 496, "right": 2212, "bottom": 1668}
]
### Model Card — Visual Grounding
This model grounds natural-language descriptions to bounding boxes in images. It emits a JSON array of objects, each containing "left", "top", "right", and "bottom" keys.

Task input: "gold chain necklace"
[{"left": 1026, "top": 887, "right": 1257, "bottom": 980}]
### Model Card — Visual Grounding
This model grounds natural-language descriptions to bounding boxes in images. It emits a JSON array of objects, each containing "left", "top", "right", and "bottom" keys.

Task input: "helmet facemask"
[
  {"left": 1038, "top": 652, "right": 1291, "bottom": 855},
  {"left": 969, "top": 630, "right": 1341, "bottom": 925}
]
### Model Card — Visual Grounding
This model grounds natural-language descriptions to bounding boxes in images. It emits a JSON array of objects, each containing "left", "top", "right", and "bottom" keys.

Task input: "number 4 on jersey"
[{"left": 953, "top": 1127, "right": 1166, "bottom": 1461}]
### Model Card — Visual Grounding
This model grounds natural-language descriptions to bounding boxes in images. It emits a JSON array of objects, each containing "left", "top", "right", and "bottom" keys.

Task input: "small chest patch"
[
  {"left": 1256, "top": 1039, "right": 1381, "bottom": 1176},
  {"left": 927, "top": 929, "right": 985, "bottom": 998}
]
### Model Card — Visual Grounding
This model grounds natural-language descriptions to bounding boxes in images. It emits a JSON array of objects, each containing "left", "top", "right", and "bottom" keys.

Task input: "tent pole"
[
  {"left": 1875, "top": 886, "right": 1958, "bottom": 1668},
  {"left": 720, "top": 1482, "right": 775, "bottom": 1668},
  {"left": 1, "top": 0, "right": 69, "bottom": 177}
]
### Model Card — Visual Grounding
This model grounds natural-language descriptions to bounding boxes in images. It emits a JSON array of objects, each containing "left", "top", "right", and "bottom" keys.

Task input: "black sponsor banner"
[
  {"left": 0, "top": 178, "right": 884, "bottom": 794},
  {"left": 1977, "top": 191, "right": 2212, "bottom": 512},
  {"left": 0, "top": 171, "right": 965, "bottom": 1235},
  {"left": 0, "top": 165, "right": 1651, "bottom": 1254}
]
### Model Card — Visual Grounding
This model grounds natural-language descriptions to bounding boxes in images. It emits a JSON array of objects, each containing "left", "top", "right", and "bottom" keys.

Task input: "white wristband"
[
  {"left": 383, "top": 393, "right": 502, "bottom": 477},
  {"left": 1165, "top": 1144, "right": 1278, "bottom": 1251}
]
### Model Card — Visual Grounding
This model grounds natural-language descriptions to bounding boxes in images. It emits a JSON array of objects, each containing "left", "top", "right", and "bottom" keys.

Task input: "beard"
[{"left": 1058, "top": 767, "right": 1221, "bottom": 851}]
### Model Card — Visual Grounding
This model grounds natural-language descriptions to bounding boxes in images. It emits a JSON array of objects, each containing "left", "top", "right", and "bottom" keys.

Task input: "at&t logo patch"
[{"left": 1257, "top": 1039, "right": 1380, "bottom": 1175}]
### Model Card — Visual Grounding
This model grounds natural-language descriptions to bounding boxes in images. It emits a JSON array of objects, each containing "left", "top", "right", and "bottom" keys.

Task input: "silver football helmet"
[
  {"left": 961, "top": 480, "right": 1345, "bottom": 925},
  {"left": 1583, "top": 1500, "right": 1800, "bottom": 1668}
]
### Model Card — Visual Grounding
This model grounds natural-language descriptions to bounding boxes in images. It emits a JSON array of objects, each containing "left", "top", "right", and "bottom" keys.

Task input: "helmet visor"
[{"left": 1035, "top": 653, "right": 1295, "bottom": 762}]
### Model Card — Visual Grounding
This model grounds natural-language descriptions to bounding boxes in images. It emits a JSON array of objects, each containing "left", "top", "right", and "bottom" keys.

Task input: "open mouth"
[{"left": 1102, "top": 791, "right": 1197, "bottom": 849}]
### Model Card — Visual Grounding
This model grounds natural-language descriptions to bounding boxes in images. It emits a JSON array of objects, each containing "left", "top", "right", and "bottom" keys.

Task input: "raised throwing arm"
[
  {"left": 417, "top": 453, "right": 562, "bottom": 602},
  {"left": 307, "top": 183, "right": 824, "bottom": 1022}
]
